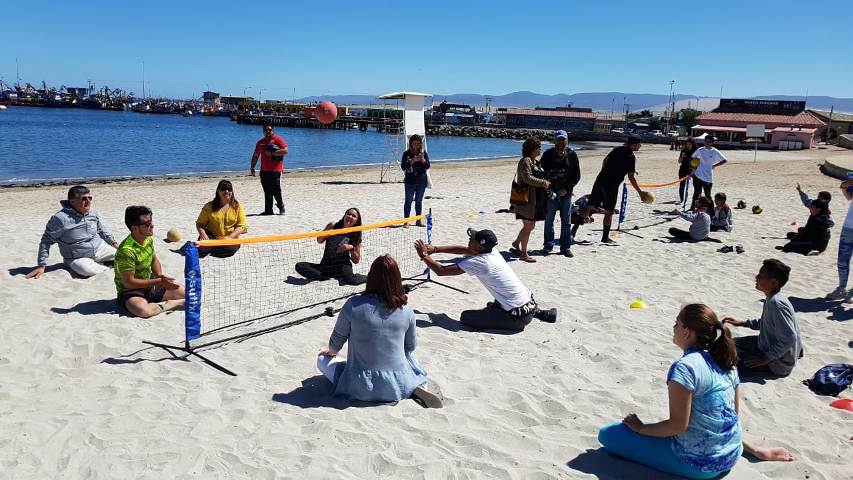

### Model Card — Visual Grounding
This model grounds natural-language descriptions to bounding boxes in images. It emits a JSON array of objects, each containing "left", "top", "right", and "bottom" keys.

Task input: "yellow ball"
[
  {"left": 642, "top": 192, "right": 656, "bottom": 204},
  {"left": 690, "top": 158, "right": 700, "bottom": 169},
  {"left": 166, "top": 227, "right": 182, "bottom": 243}
]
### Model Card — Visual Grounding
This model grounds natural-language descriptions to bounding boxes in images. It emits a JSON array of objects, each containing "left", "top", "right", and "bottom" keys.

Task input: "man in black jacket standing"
[{"left": 540, "top": 130, "right": 581, "bottom": 257}]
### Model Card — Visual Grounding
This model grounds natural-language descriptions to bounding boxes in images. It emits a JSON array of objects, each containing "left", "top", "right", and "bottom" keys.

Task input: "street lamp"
[{"left": 243, "top": 86, "right": 252, "bottom": 97}]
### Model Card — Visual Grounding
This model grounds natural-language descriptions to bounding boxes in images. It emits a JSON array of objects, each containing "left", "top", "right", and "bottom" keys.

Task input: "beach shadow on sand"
[
  {"left": 789, "top": 296, "right": 853, "bottom": 322},
  {"left": 272, "top": 375, "right": 394, "bottom": 410},
  {"left": 320, "top": 180, "right": 384, "bottom": 185},
  {"left": 51, "top": 298, "right": 124, "bottom": 316},
  {"left": 101, "top": 346, "right": 189, "bottom": 366},
  {"left": 414, "top": 310, "right": 465, "bottom": 332},
  {"left": 567, "top": 448, "right": 696, "bottom": 480},
  {"left": 8, "top": 264, "right": 70, "bottom": 277}
]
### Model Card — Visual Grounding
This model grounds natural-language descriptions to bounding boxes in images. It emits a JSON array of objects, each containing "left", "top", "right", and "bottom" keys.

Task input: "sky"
[{"left": 2, "top": 0, "right": 851, "bottom": 100}]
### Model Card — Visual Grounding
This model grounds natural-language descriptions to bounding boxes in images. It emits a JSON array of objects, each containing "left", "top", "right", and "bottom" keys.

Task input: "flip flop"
[
  {"left": 509, "top": 247, "right": 522, "bottom": 255},
  {"left": 519, "top": 256, "right": 537, "bottom": 263},
  {"left": 718, "top": 245, "right": 734, "bottom": 253}
]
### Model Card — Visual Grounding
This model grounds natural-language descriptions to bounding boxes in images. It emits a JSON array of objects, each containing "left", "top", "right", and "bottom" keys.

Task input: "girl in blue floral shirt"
[{"left": 598, "top": 304, "right": 794, "bottom": 478}]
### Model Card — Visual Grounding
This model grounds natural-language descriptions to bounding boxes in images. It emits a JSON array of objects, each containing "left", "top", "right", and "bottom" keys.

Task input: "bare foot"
[
  {"left": 161, "top": 299, "right": 185, "bottom": 313},
  {"left": 752, "top": 446, "right": 795, "bottom": 462}
]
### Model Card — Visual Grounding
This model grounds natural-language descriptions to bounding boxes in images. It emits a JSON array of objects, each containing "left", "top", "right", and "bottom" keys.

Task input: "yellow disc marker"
[{"left": 630, "top": 300, "right": 648, "bottom": 309}]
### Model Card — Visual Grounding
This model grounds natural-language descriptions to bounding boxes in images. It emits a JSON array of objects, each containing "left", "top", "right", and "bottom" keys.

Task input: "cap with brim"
[
  {"left": 555, "top": 130, "right": 568, "bottom": 139},
  {"left": 466, "top": 227, "right": 498, "bottom": 251},
  {"left": 626, "top": 134, "right": 643, "bottom": 145}
]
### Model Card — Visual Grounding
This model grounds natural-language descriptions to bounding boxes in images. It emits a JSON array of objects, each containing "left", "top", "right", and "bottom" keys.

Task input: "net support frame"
[{"left": 141, "top": 211, "right": 465, "bottom": 375}]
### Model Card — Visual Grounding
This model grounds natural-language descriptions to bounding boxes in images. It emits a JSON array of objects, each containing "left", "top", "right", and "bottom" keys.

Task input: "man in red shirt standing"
[{"left": 251, "top": 124, "right": 289, "bottom": 215}]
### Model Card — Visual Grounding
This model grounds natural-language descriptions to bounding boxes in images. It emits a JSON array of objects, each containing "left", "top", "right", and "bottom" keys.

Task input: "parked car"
[
  {"left": 651, "top": 129, "right": 664, "bottom": 136},
  {"left": 611, "top": 128, "right": 624, "bottom": 134}
]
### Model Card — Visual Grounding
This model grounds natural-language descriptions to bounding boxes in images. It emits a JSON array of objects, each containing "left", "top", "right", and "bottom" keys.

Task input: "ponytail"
[
  {"left": 708, "top": 321, "right": 738, "bottom": 371},
  {"left": 679, "top": 304, "right": 738, "bottom": 372}
]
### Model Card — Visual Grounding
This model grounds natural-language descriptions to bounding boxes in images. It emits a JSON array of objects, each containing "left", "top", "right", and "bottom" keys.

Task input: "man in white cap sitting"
[
  {"left": 27, "top": 185, "right": 118, "bottom": 279},
  {"left": 414, "top": 228, "right": 557, "bottom": 332}
]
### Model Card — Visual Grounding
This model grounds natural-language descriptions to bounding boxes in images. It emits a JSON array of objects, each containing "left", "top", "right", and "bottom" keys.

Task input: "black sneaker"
[
  {"left": 411, "top": 384, "right": 443, "bottom": 408},
  {"left": 278, "top": 206, "right": 286, "bottom": 215},
  {"left": 535, "top": 308, "right": 558, "bottom": 323},
  {"left": 601, "top": 237, "right": 616, "bottom": 244},
  {"left": 560, "top": 249, "right": 574, "bottom": 258},
  {"left": 258, "top": 211, "right": 274, "bottom": 216}
]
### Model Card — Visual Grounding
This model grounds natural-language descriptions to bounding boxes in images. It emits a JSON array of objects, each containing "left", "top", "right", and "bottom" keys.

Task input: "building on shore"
[
  {"left": 691, "top": 99, "right": 825, "bottom": 149},
  {"left": 494, "top": 107, "right": 597, "bottom": 131},
  {"left": 809, "top": 109, "right": 853, "bottom": 141}
]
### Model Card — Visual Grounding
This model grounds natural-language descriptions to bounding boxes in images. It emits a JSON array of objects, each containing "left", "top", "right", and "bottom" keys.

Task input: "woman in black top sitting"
[
  {"left": 677, "top": 138, "right": 698, "bottom": 204},
  {"left": 296, "top": 208, "right": 367, "bottom": 285},
  {"left": 400, "top": 134, "right": 430, "bottom": 227},
  {"left": 779, "top": 199, "right": 831, "bottom": 255}
]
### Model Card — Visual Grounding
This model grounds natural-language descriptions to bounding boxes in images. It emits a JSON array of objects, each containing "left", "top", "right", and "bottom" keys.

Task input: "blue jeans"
[
  {"left": 838, "top": 227, "right": 853, "bottom": 288},
  {"left": 544, "top": 193, "right": 573, "bottom": 251},
  {"left": 598, "top": 423, "right": 727, "bottom": 480},
  {"left": 404, "top": 182, "right": 427, "bottom": 217}
]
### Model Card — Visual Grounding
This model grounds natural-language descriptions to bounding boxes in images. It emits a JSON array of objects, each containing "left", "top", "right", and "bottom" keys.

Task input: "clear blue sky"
[{"left": 2, "top": 0, "right": 851, "bottom": 100}]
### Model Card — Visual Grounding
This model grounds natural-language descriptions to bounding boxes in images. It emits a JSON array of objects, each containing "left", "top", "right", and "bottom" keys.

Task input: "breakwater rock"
[{"left": 425, "top": 124, "right": 673, "bottom": 144}]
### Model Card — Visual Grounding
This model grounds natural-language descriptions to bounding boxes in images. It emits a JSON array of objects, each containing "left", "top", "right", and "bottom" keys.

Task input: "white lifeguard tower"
[{"left": 378, "top": 91, "right": 431, "bottom": 183}]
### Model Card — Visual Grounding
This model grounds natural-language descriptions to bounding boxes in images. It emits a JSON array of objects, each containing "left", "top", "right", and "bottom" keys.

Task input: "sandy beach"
[{"left": 1, "top": 143, "right": 852, "bottom": 479}]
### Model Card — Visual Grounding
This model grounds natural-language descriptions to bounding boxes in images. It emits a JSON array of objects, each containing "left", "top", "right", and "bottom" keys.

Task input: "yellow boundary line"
[{"left": 198, "top": 214, "right": 427, "bottom": 247}]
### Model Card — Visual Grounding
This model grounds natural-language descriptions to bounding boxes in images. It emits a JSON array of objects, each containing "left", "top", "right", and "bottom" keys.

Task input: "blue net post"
[
  {"left": 425, "top": 209, "right": 433, "bottom": 279},
  {"left": 182, "top": 241, "right": 202, "bottom": 345},
  {"left": 617, "top": 184, "right": 628, "bottom": 231},
  {"left": 682, "top": 176, "right": 691, "bottom": 210}
]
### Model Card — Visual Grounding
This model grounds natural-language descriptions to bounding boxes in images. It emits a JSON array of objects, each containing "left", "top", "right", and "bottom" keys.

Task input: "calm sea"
[{"left": 0, "top": 107, "right": 552, "bottom": 184}]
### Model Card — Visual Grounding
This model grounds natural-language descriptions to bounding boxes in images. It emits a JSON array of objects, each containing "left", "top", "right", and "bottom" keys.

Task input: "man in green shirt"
[{"left": 114, "top": 205, "right": 184, "bottom": 318}]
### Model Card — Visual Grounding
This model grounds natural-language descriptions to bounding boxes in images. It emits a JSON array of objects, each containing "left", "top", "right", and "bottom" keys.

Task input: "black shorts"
[
  {"left": 588, "top": 182, "right": 620, "bottom": 212},
  {"left": 117, "top": 286, "right": 166, "bottom": 310}
]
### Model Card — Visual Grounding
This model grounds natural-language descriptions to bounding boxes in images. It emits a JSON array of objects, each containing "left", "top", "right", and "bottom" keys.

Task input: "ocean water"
[{"left": 0, "top": 107, "right": 543, "bottom": 184}]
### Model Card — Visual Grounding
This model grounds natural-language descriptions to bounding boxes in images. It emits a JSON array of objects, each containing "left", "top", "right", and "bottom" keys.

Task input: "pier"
[{"left": 234, "top": 114, "right": 403, "bottom": 133}]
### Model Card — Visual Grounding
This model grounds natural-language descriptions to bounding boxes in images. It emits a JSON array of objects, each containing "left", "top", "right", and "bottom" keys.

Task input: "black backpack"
[{"left": 803, "top": 364, "right": 853, "bottom": 396}]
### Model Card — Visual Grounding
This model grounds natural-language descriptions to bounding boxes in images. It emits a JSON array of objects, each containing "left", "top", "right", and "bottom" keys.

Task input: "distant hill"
[{"left": 295, "top": 91, "right": 853, "bottom": 113}]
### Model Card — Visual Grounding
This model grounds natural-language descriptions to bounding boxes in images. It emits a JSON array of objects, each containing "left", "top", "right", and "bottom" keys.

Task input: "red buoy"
[{"left": 316, "top": 101, "right": 338, "bottom": 125}]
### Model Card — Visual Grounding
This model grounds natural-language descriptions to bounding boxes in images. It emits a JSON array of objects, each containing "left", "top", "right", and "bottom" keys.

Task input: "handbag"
[{"left": 509, "top": 173, "right": 529, "bottom": 206}]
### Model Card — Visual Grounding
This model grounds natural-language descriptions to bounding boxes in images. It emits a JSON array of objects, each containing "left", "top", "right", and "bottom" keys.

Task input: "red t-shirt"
[{"left": 254, "top": 134, "right": 288, "bottom": 172}]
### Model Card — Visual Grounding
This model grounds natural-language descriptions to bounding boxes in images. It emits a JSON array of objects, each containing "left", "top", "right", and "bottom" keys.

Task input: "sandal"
[
  {"left": 519, "top": 255, "right": 537, "bottom": 263},
  {"left": 735, "top": 245, "right": 745, "bottom": 254},
  {"left": 717, "top": 245, "right": 734, "bottom": 253},
  {"left": 509, "top": 242, "right": 522, "bottom": 256}
]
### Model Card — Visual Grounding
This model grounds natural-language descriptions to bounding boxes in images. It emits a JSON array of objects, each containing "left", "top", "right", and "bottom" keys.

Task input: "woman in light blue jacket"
[{"left": 317, "top": 254, "right": 441, "bottom": 407}]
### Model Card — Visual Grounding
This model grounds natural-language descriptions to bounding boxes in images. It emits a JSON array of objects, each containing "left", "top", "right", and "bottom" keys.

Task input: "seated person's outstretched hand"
[
  {"left": 722, "top": 317, "right": 745, "bottom": 327},
  {"left": 622, "top": 414, "right": 643, "bottom": 432},
  {"left": 25, "top": 266, "right": 45, "bottom": 279},
  {"left": 160, "top": 275, "right": 180, "bottom": 290},
  {"left": 318, "top": 347, "right": 337, "bottom": 357}
]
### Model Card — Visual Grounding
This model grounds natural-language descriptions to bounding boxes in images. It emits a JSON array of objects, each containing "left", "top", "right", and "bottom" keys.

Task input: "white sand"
[{"left": 2, "top": 144, "right": 852, "bottom": 479}]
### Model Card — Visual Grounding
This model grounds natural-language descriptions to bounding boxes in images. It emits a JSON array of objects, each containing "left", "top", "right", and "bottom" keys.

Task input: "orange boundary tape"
[
  {"left": 198, "top": 214, "right": 427, "bottom": 247},
  {"left": 633, "top": 175, "right": 691, "bottom": 189}
]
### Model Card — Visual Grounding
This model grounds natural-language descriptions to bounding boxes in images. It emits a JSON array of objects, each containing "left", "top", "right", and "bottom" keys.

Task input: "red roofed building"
[{"left": 692, "top": 99, "right": 825, "bottom": 149}]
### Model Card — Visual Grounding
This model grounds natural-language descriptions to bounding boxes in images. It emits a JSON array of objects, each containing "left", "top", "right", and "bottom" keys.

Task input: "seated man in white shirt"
[{"left": 414, "top": 228, "right": 557, "bottom": 331}]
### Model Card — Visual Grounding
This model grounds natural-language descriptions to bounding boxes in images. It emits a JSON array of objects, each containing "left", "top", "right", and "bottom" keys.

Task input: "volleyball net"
[{"left": 180, "top": 213, "right": 431, "bottom": 347}]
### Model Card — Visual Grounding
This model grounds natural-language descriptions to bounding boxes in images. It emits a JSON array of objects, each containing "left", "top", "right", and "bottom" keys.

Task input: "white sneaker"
[{"left": 826, "top": 286, "right": 848, "bottom": 300}]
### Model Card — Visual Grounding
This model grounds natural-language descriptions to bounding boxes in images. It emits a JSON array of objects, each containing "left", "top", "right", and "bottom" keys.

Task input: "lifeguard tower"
[{"left": 378, "top": 91, "right": 431, "bottom": 183}]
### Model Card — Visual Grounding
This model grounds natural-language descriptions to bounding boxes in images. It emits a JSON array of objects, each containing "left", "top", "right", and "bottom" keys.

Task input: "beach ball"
[
  {"left": 316, "top": 101, "right": 338, "bottom": 125},
  {"left": 166, "top": 227, "right": 182, "bottom": 243},
  {"left": 642, "top": 192, "right": 656, "bottom": 204}
]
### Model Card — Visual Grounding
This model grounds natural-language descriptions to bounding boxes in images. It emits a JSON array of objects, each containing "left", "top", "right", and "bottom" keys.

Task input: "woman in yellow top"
[{"left": 195, "top": 180, "right": 247, "bottom": 258}]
